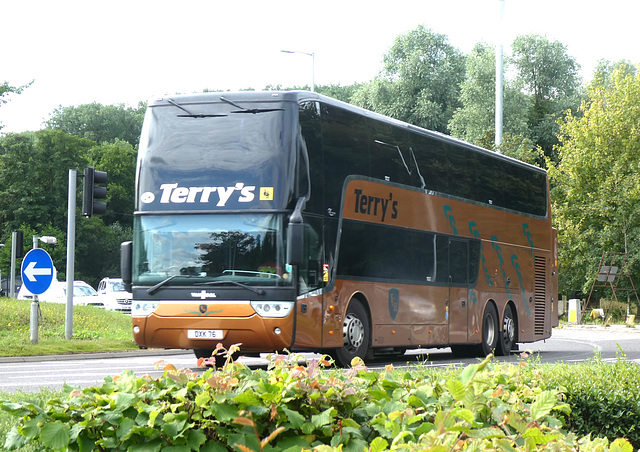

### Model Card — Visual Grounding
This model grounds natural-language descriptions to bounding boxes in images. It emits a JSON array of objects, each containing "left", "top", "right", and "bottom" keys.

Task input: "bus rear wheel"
[
  {"left": 331, "top": 299, "right": 370, "bottom": 367},
  {"left": 497, "top": 304, "right": 516, "bottom": 356},
  {"left": 477, "top": 302, "right": 499, "bottom": 356}
]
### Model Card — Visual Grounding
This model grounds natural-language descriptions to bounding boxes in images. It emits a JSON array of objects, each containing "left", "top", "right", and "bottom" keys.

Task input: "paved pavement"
[
  {"left": 1, "top": 322, "right": 637, "bottom": 364},
  {"left": 561, "top": 323, "right": 640, "bottom": 334}
]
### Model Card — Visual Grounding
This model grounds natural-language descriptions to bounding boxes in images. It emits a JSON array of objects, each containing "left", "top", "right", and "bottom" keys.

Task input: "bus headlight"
[
  {"left": 132, "top": 301, "right": 159, "bottom": 317},
  {"left": 250, "top": 301, "right": 294, "bottom": 318}
]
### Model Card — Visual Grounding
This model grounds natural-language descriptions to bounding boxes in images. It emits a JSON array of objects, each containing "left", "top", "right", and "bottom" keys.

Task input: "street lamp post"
[{"left": 281, "top": 50, "right": 315, "bottom": 92}]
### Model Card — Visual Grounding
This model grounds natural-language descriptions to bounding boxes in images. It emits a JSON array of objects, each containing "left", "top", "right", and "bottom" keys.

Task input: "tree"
[
  {"left": 352, "top": 26, "right": 466, "bottom": 133},
  {"left": 0, "top": 130, "right": 133, "bottom": 285},
  {"left": 0, "top": 130, "right": 94, "bottom": 233},
  {"left": 550, "top": 68, "right": 640, "bottom": 297},
  {"left": 591, "top": 59, "right": 637, "bottom": 89},
  {"left": 449, "top": 43, "right": 531, "bottom": 148},
  {"left": 45, "top": 102, "right": 146, "bottom": 147},
  {"left": 87, "top": 139, "right": 137, "bottom": 228},
  {"left": 511, "top": 34, "right": 582, "bottom": 161},
  {"left": 74, "top": 218, "right": 130, "bottom": 285}
]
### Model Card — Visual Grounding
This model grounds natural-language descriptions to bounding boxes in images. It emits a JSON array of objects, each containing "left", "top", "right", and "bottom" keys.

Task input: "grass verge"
[{"left": 0, "top": 297, "right": 137, "bottom": 357}]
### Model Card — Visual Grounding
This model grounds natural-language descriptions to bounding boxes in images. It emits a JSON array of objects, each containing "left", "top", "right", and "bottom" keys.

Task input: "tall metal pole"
[
  {"left": 9, "top": 232, "right": 17, "bottom": 298},
  {"left": 281, "top": 50, "right": 315, "bottom": 92},
  {"left": 65, "top": 169, "right": 76, "bottom": 340},
  {"left": 311, "top": 52, "right": 315, "bottom": 93},
  {"left": 495, "top": 0, "right": 505, "bottom": 148},
  {"left": 30, "top": 236, "right": 39, "bottom": 344}
]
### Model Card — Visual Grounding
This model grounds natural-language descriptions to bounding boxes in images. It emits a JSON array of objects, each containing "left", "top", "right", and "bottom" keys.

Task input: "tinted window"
[
  {"left": 449, "top": 239, "right": 469, "bottom": 284},
  {"left": 320, "top": 105, "right": 370, "bottom": 212},
  {"left": 369, "top": 122, "right": 421, "bottom": 187},
  {"left": 309, "top": 102, "right": 547, "bottom": 217},
  {"left": 298, "top": 102, "right": 323, "bottom": 214},
  {"left": 337, "top": 220, "right": 479, "bottom": 287}
]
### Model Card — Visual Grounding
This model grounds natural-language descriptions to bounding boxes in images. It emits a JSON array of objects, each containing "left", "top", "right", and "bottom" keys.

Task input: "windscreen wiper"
[
  {"left": 167, "top": 99, "right": 226, "bottom": 118},
  {"left": 195, "top": 280, "right": 266, "bottom": 295},
  {"left": 219, "top": 96, "right": 284, "bottom": 114},
  {"left": 147, "top": 275, "right": 202, "bottom": 295}
]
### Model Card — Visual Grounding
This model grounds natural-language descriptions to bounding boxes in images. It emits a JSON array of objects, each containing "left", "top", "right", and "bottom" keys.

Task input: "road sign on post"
[
  {"left": 21, "top": 248, "right": 55, "bottom": 295},
  {"left": 21, "top": 248, "right": 54, "bottom": 344}
]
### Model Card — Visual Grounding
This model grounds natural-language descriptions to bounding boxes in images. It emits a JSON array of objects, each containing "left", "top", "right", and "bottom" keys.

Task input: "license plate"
[{"left": 187, "top": 329, "right": 223, "bottom": 339}]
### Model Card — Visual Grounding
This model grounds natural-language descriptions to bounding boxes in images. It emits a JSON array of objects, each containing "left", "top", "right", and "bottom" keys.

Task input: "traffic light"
[
  {"left": 13, "top": 230, "right": 23, "bottom": 258},
  {"left": 82, "top": 167, "right": 107, "bottom": 217}
]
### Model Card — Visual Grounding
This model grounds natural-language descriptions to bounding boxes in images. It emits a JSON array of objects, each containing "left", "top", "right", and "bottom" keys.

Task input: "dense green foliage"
[
  {"left": 0, "top": 297, "right": 136, "bottom": 356},
  {"left": 351, "top": 26, "right": 466, "bottom": 134},
  {"left": 0, "top": 120, "right": 136, "bottom": 284},
  {"left": 536, "top": 351, "right": 640, "bottom": 449},
  {"left": 45, "top": 103, "right": 145, "bottom": 148},
  {"left": 550, "top": 65, "right": 640, "bottom": 297},
  {"left": 0, "top": 388, "right": 63, "bottom": 452},
  {"left": 1, "top": 349, "right": 635, "bottom": 451},
  {"left": 510, "top": 34, "right": 582, "bottom": 161}
]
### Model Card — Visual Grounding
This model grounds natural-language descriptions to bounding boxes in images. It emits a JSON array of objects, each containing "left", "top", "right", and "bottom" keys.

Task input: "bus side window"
[
  {"left": 435, "top": 235, "right": 449, "bottom": 284},
  {"left": 298, "top": 218, "right": 323, "bottom": 295},
  {"left": 449, "top": 239, "right": 469, "bottom": 285},
  {"left": 468, "top": 240, "right": 481, "bottom": 285}
]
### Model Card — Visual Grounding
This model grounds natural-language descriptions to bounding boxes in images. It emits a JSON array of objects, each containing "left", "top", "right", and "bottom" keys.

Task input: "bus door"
[
  {"left": 293, "top": 217, "right": 326, "bottom": 348},
  {"left": 447, "top": 238, "right": 470, "bottom": 344}
]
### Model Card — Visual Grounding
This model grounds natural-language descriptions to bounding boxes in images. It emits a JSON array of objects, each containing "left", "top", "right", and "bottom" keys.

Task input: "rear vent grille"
[{"left": 534, "top": 256, "right": 547, "bottom": 335}]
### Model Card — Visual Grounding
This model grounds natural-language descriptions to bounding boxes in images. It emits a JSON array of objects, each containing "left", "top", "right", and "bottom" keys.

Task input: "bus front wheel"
[
  {"left": 478, "top": 303, "right": 499, "bottom": 356},
  {"left": 331, "top": 299, "right": 370, "bottom": 367}
]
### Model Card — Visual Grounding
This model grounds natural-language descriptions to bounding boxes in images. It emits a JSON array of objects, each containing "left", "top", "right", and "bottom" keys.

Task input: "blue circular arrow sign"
[{"left": 21, "top": 248, "right": 55, "bottom": 295}]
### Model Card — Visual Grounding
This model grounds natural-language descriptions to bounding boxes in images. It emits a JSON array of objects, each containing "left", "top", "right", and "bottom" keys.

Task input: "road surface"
[{"left": 0, "top": 324, "right": 638, "bottom": 393}]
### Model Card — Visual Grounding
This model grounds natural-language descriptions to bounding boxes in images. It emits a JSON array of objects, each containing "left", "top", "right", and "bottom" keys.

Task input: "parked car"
[
  {"left": 17, "top": 280, "right": 103, "bottom": 307},
  {"left": 96, "top": 277, "right": 132, "bottom": 313}
]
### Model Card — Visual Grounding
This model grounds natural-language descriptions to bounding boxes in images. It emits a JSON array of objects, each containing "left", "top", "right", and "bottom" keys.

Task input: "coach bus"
[{"left": 121, "top": 91, "right": 558, "bottom": 366}]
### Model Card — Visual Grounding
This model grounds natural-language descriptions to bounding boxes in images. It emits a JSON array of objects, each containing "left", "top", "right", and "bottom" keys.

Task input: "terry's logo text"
[
  {"left": 141, "top": 182, "right": 271, "bottom": 207},
  {"left": 354, "top": 189, "right": 398, "bottom": 222}
]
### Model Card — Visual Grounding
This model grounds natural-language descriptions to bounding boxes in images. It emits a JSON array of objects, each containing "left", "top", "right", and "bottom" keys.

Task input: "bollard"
[{"left": 30, "top": 297, "right": 39, "bottom": 344}]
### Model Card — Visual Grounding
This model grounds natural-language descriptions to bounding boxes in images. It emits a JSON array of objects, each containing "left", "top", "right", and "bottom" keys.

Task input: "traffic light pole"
[
  {"left": 9, "top": 232, "right": 17, "bottom": 298},
  {"left": 65, "top": 169, "right": 77, "bottom": 340}
]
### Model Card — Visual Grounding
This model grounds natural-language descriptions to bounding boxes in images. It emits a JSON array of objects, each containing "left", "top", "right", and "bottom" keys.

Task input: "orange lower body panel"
[{"left": 132, "top": 312, "right": 294, "bottom": 353}]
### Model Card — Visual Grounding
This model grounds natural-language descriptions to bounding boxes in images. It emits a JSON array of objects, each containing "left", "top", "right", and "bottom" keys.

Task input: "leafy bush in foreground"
[
  {"left": 535, "top": 349, "right": 640, "bottom": 450},
  {"left": 0, "top": 345, "right": 633, "bottom": 451}
]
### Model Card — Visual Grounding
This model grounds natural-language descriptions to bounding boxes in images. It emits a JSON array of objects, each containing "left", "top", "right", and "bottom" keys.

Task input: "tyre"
[
  {"left": 477, "top": 302, "right": 499, "bottom": 356},
  {"left": 497, "top": 304, "right": 517, "bottom": 356},
  {"left": 331, "top": 299, "right": 370, "bottom": 367}
]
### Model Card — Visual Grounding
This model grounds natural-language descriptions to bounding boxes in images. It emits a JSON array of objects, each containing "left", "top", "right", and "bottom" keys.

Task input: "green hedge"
[
  {"left": 536, "top": 351, "right": 640, "bottom": 449},
  {"left": 0, "top": 346, "right": 635, "bottom": 451}
]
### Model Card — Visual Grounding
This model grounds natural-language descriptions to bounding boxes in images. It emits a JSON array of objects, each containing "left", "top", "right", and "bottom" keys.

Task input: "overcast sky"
[{"left": 1, "top": 0, "right": 638, "bottom": 133}]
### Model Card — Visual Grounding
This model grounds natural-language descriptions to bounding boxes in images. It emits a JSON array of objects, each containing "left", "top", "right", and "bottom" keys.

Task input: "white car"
[
  {"left": 18, "top": 281, "right": 103, "bottom": 307},
  {"left": 96, "top": 278, "right": 132, "bottom": 313}
]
